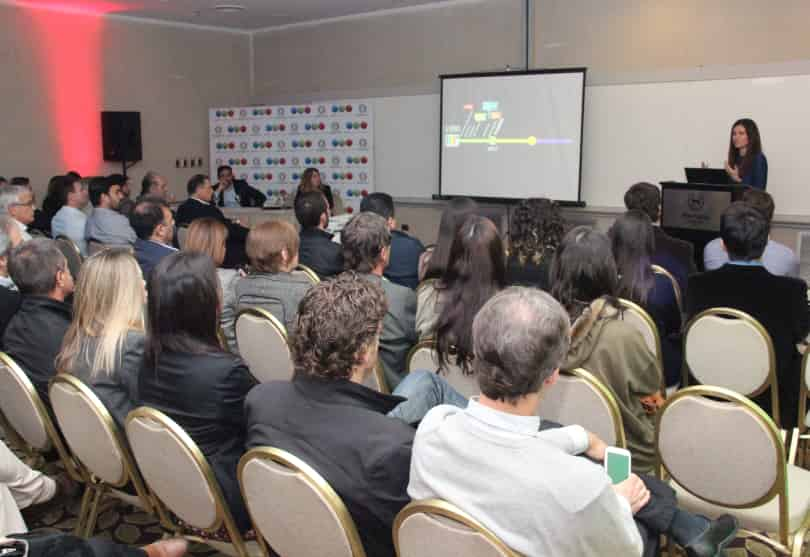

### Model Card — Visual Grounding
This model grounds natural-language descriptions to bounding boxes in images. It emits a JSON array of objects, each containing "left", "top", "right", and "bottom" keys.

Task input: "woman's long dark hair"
[
  {"left": 145, "top": 251, "right": 223, "bottom": 369},
  {"left": 609, "top": 210, "right": 655, "bottom": 305},
  {"left": 435, "top": 215, "right": 505, "bottom": 374},
  {"left": 509, "top": 198, "right": 565, "bottom": 265},
  {"left": 424, "top": 197, "right": 478, "bottom": 280},
  {"left": 727, "top": 118, "right": 763, "bottom": 179},
  {"left": 549, "top": 226, "right": 619, "bottom": 321}
]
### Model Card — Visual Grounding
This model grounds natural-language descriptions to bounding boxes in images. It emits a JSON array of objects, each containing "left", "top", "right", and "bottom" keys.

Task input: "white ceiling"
[{"left": 11, "top": 0, "right": 462, "bottom": 31}]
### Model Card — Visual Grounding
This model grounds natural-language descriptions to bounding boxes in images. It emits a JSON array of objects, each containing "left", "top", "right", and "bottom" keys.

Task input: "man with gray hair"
[
  {"left": 0, "top": 185, "right": 35, "bottom": 243},
  {"left": 408, "top": 287, "right": 737, "bottom": 557},
  {"left": 0, "top": 216, "right": 22, "bottom": 341}
]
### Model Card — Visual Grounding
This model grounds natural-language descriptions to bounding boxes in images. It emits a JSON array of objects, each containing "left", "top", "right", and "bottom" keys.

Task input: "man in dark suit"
[
  {"left": 361, "top": 192, "right": 425, "bottom": 290},
  {"left": 213, "top": 165, "right": 266, "bottom": 208},
  {"left": 175, "top": 174, "right": 248, "bottom": 267},
  {"left": 625, "top": 182, "right": 697, "bottom": 294},
  {"left": 3, "top": 239, "right": 74, "bottom": 406},
  {"left": 129, "top": 197, "right": 177, "bottom": 279},
  {"left": 687, "top": 202, "right": 809, "bottom": 428},
  {"left": 245, "top": 273, "right": 414, "bottom": 557},
  {"left": 295, "top": 190, "right": 343, "bottom": 278}
]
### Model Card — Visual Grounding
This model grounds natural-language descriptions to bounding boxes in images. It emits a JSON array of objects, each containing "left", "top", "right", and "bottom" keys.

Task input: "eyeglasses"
[{"left": 11, "top": 200, "right": 34, "bottom": 208}]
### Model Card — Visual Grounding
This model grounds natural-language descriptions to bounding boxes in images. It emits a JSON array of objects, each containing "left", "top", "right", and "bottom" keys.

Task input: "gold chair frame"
[
  {"left": 405, "top": 338, "right": 437, "bottom": 373},
  {"left": 48, "top": 375, "right": 170, "bottom": 537},
  {"left": 559, "top": 368, "right": 627, "bottom": 449},
  {"left": 0, "top": 352, "right": 83, "bottom": 482},
  {"left": 651, "top": 264, "right": 683, "bottom": 316},
  {"left": 797, "top": 349, "right": 810, "bottom": 436},
  {"left": 393, "top": 498, "right": 521, "bottom": 557},
  {"left": 618, "top": 298, "right": 667, "bottom": 394},
  {"left": 682, "top": 307, "right": 780, "bottom": 428},
  {"left": 238, "top": 447, "right": 367, "bottom": 557},
  {"left": 125, "top": 407, "right": 255, "bottom": 557},
  {"left": 53, "top": 234, "right": 83, "bottom": 260},
  {"left": 655, "top": 385, "right": 808, "bottom": 556},
  {"left": 294, "top": 264, "right": 321, "bottom": 285}
]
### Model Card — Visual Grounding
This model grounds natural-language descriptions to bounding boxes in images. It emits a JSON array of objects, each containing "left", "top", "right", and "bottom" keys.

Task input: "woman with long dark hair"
[
  {"left": 550, "top": 226, "right": 663, "bottom": 473},
  {"left": 421, "top": 215, "right": 505, "bottom": 373},
  {"left": 139, "top": 251, "right": 256, "bottom": 532},
  {"left": 609, "top": 210, "right": 682, "bottom": 387},
  {"left": 506, "top": 198, "right": 565, "bottom": 290},
  {"left": 725, "top": 118, "right": 767, "bottom": 190},
  {"left": 419, "top": 197, "right": 478, "bottom": 281}
]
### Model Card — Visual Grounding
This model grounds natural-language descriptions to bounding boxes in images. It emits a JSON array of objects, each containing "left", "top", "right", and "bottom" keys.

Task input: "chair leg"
[
  {"left": 82, "top": 485, "right": 105, "bottom": 538},
  {"left": 74, "top": 484, "right": 94, "bottom": 536}
]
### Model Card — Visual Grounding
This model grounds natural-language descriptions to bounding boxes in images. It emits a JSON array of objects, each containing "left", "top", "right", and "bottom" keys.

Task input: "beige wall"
[
  {"left": 251, "top": 0, "right": 525, "bottom": 103},
  {"left": 0, "top": 4, "right": 250, "bottom": 201}
]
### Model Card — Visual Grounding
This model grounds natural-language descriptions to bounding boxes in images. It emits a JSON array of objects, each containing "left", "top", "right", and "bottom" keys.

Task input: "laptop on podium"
[{"left": 684, "top": 167, "right": 730, "bottom": 185}]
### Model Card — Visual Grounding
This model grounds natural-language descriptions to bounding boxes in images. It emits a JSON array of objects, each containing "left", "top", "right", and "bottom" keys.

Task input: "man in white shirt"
[
  {"left": 0, "top": 185, "right": 34, "bottom": 243},
  {"left": 408, "top": 287, "right": 738, "bottom": 557},
  {"left": 51, "top": 176, "right": 89, "bottom": 255}
]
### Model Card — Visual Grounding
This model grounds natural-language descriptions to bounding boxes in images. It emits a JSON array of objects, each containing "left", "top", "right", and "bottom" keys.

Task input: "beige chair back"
[
  {"left": 651, "top": 264, "right": 683, "bottom": 315},
  {"left": 538, "top": 368, "right": 626, "bottom": 448},
  {"left": 618, "top": 298, "right": 661, "bottom": 364},
  {"left": 394, "top": 499, "right": 519, "bottom": 557},
  {"left": 656, "top": 386, "right": 784, "bottom": 515},
  {"left": 239, "top": 447, "right": 366, "bottom": 557},
  {"left": 176, "top": 226, "right": 188, "bottom": 250},
  {"left": 683, "top": 307, "right": 778, "bottom": 426},
  {"left": 293, "top": 264, "right": 320, "bottom": 285},
  {"left": 235, "top": 308, "right": 293, "bottom": 383},
  {"left": 54, "top": 235, "right": 83, "bottom": 279},
  {"left": 406, "top": 341, "right": 479, "bottom": 398}
]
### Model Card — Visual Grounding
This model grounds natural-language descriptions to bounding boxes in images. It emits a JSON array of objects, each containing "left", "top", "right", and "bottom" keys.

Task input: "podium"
[{"left": 659, "top": 182, "right": 747, "bottom": 270}]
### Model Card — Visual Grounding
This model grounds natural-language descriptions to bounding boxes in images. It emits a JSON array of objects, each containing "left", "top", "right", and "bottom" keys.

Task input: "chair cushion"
[{"left": 670, "top": 464, "right": 810, "bottom": 533}]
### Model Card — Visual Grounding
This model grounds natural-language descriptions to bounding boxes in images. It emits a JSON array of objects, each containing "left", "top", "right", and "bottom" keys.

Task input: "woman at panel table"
[{"left": 724, "top": 118, "right": 767, "bottom": 190}]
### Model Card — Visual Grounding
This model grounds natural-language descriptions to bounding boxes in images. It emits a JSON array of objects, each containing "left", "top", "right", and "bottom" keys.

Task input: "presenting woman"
[{"left": 725, "top": 118, "right": 767, "bottom": 190}]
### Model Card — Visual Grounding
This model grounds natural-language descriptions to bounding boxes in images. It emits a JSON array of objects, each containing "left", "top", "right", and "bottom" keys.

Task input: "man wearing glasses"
[{"left": 0, "top": 185, "right": 35, "bottom": 243}]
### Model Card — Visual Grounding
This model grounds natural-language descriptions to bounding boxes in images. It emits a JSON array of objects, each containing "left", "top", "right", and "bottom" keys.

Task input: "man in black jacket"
[
  {"left": 213, "top": 165, "right": 266, "bottom": 208},
  {"left": 245, "top": 273, "right": 414, "bottom": 557},
  {"left": 687, "top": 202, "right": 809, "bottom": 427},
  {"left": 295, "top": 190, "right": 343, "bottom": 278},
  {"left": 2, "top": 239, "right": 74, "bottom": 406}
]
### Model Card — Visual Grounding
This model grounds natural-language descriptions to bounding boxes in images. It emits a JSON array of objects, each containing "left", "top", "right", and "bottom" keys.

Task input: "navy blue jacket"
[
  {"left": 384, "top": 230, "right": 425, "bottom": 290},
  {"left": 740, "top": 152, "right": 768, "bottom": 190},
  {"left": 133, "top": 238, "right": 176, "bottom": 280}
]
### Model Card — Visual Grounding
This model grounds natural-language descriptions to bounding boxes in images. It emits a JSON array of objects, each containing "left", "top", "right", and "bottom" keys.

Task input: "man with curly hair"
[{"left": 244, "top": 272, "right": 464, "bottom": 557}]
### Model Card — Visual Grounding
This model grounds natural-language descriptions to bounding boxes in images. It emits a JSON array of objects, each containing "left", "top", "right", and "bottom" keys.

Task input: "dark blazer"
[
  {"left": 644, "top": 274, "right": 682, "bottom": 387},
  {"left": 653, "top": 226, "right": 697, "bottom": 296},
  {"left": 384, "top": 230, "right": 425, "bottom": 290},
  {"left": 687, "top": 264, "right": 809, "bottom": 427},
  {"left": 138, "top": 350, "right": 257, "bottom": 531},
  {"left": 741, "top": 152, "right": 768, "bottom": 191},
  {"left": 0, "top": 287, "right": 21, "bottom": 345},
  {"left": 245, "top": 377, "right": 414, "bottom": 557},
  {"left": 133, "top": 239, "right": 176, "bottom": 280},
  {"left": 2, "top": 296, "right": 72, "bottom": 406},
  {"left": 214, "top": 180, "right": 267, "bottom": 208},
  {"left": 175, "top": 198, "right": 249, "bottom": 267},
  {"left": 294, "top": 184, "right": 334, "bottom": 211},
  {"left": 298, "top": 227, "right": 344, "bottom": 278}
]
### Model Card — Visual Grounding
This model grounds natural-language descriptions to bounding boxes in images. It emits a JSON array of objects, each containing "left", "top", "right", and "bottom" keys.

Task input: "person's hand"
[
  {"left": 585, "top": 431, "right": 607, "bottom": 462},
  {"left": 725, "top": 160, "right": 741, "bottom": 182},
  {"left": 612, "top": 474, "right": 650, "bottom": 515}
]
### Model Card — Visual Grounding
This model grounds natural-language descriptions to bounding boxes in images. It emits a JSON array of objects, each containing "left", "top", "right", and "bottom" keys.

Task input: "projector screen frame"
[{"left": 437, "top": 67, "right": 587, "bottom": 207}]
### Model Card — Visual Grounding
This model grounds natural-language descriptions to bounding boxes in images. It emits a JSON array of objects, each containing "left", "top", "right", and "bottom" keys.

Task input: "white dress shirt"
[
  {"left": 408, "top": 399, "right": 643, "bottom": 557},
  {"left": 51, "top": 206, "right": 88, "bottom": 255}
]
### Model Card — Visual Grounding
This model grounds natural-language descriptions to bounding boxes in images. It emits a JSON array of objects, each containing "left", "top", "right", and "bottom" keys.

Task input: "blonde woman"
[
  {"left": 55, "top": 249, "right": 145, "bottom": 429},
  {"left": 184, "top": 217, "right": 240, "bottom": 353}
]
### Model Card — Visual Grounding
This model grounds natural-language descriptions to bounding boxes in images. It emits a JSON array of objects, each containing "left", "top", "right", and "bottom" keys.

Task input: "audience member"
[
  {"left": 184, "top": 218, "right": 239, "bottom": 353},
  {"left": 139, "top": 251, "right": 256, "bottom": 532},
  {"left": 420, "top": 197, "right": 477, "bottom": 281},
  {"left": 175, "top": 174, "right": 248, "bottom": 267},
  {"left": 704, "top": 188, "right": 798, "bottom": 276},
  {"left": 51, "top": 176, "right": 89, "bottom": 255},
  {"left": 610, "top": 210, "right": 682, "bottom": 386},
  {"left": 0, "top": 177, "right": 6, "bottom": 187},
  {"left": 506, "top": 198, "right": 564, "bottom": 291},
  {"left": 1, "top": 535, "right": 187, "bottom": 557},
  {"left": 140, "top": 171, "right": 170, "bottom": 201},
  {"left": 234, "top": 220, "right": 309, "bottom": 331},
  {"left": 341, "top": 212, "right": 416, "bottom": 389},
  {"left": 55, "top": 249, "right": 144, "bottom": 429},
  {"left": 408, "top": 286, "right": 738, "bottom": 557},
  {"left": 294, "top": 190, "right": 343, "bottom": 278},
  {"left": 130, "top": 197, "right": 177, "bottom": 278},
  {"left": 111, "top": 173, "right": 135, "bottom": 217},
  {"left": 295, "top": 167, "right": 334, "bottom": 211},
  {"left": 0, "top": 184, "right": 35, "bottom": 242},
  {"left": 213, "top": 165, "right": 266, "bottom": 208},
  {"left": 361, "top": 192, "right": 425, "bottom": 289},
  {"left": 688, "top": 202, "right": 809, "bottom": 427},
  {"left": 0, "top": 217, "right": 22, "bottom": 342},
  {"left": 85, "top": 176, "right": 137, "bottom": 248},
  {"left": 245, "top": 273, "right": 465, "bottom": 557},
  {"left": 417, "top": 216, "right": 505, "bottom": 376},
  {"left": 3, "top": 239, "right": 74, "bottom": 405},
  {"left": 10, "top": 178, "right": 49, "bottom": 235},
  {"left": 41, "top": 175, "right": 65, "bottom": 224},
  {"left": 550, "top": 227, "right": 663, "bottom": 473},
  {"left": 624, "top": 182, "right": 696, "bottom": 294}
]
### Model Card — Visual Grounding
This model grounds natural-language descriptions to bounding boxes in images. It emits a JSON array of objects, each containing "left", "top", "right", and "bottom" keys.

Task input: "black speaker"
[{"left": 101, "top": 111, "right": 142, "bottom": 162}]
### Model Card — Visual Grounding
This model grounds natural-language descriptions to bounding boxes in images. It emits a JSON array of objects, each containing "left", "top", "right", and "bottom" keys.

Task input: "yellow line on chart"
[{"left": 459, "top": 136, "right": 537, "bottom": 146}]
